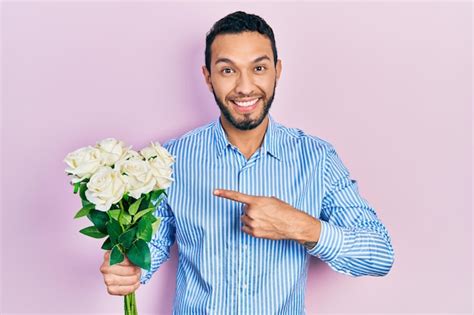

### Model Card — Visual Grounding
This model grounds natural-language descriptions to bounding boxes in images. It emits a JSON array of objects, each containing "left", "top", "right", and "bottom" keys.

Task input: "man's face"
[{"left": 202, "top": 32, "right": 282, "bottom": 130}]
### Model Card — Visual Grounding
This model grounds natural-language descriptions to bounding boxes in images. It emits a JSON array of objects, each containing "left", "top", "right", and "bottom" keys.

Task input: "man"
[{"left": 100, "top": 11, "right": 395, "bottom": 314}]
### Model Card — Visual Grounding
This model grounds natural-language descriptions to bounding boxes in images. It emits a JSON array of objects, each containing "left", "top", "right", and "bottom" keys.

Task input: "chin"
[
  {"left": 213, "top": 89, "right": 272, "bottom": 131},
  {"left": 230, "top": 112, "right": 266, "bottom": 130}
]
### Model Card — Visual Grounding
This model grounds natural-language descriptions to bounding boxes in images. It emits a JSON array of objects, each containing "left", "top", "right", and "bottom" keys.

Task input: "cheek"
[
  {"left": 255, "top": 75, "right": 275, "bottom": 91},
  {"left": 212, "top": 79, "right": 235, "bottom": 99},
  {"left": 258, "top": 81, "right": 275, "bottom": 97}
]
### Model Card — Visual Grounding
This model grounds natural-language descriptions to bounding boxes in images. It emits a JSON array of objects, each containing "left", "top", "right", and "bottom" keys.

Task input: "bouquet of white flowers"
[{"left": 64, "top": 138, "right": 174, "bottom": 315}]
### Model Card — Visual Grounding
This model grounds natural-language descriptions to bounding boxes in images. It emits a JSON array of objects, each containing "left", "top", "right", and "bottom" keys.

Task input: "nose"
[{"left": 235, "top": 72, "right": 254, "bottom": 95}]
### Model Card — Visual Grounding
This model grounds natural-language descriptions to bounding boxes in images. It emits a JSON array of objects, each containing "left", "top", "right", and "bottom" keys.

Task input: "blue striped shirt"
[{"left": 140, "top": 114, "right": 395, "bottom": 314}]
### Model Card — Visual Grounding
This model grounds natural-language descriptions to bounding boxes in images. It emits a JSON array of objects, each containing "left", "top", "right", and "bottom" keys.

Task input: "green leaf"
[
  {"left": 136, "top": 218, "right": 153, "bottom": 242},
  {"left": 132, "top": 207, "right": 155, "bottom": 223},
  {"left": 152, "top": 217, "right": 161, "bottom": 235},
  {"left": 101, "top": 237, "right": 113, "bottom": 250},
  {"left": 150, "top": 190, "right": 165, "bottom": 204},
  {"left": 87, "top": 210, "right": 109, "bottom": 234},
  {"left": 118, "top": 227, "right": 136, "bottom": 250},
  {"left": 140, "top": 193, "right": 152, "bottom": 210},
  {"left": 79, "top": 182, "right": 88, "bottom": 201},
  {"left": 78, "top": 182, "right": 94, "bottom": 208},
  {"left": 119, "top": 212, "right": 132, "bottom": 226},
  {"left": 79, "top": 226, "right": 107, "bottom": 239},
  {"left": 142, "top": 212, "right": 158, "bottom": 224},
  {"left": 107, "top": 209, "right": 120, "bottom": 221},
  {"left": 106, "top": 219, "right": 122, "bottom": 244},
  {"left": 126, "top": 239, "right": 151, "bottom": 270},
  {"left": 110, "top": 245, "right": 124, "bottom": 266},
  {"left": 147, "top": 194, "right": 164, "bottom": 212},
  {"left": 107, "top": 209, "right": 131, "bottom": 226},
  {"left": 81, "top": 198, "right": 93, "bottom": 207},
  {"left": 73, "top": 182, "right": 80, "bottom": 194},
  {"left": 73, "top": 203, "right": 95, "bottom": 219},
  {"left": 128, "top": 197, "right": 142, "bottom": 215}
]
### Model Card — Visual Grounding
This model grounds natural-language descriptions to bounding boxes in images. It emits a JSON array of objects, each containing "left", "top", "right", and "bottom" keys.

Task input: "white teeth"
[{"left": 234, "top": 98, "right": 259, "bottom": 107}]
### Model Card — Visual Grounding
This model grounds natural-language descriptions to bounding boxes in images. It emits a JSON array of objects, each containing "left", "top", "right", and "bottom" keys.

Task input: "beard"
[{"left": 212, "top": 81, "right": 276, "bottom": 131}]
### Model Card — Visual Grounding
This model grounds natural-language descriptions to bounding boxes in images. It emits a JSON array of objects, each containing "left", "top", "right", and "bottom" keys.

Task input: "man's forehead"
[{"left": 211, "top": 32, "right": 274, "bottom": 64}]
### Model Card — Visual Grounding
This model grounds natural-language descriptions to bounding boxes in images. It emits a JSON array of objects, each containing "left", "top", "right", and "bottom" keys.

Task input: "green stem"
[
  {"left": 124, "top": 292, "right": 137, "bottom": 315},
  {"left": 118, "top": 199, "right": 125, "bottom": 231},
  {"left": 119, "top": 199, "right": 138, "bottom": 315}
]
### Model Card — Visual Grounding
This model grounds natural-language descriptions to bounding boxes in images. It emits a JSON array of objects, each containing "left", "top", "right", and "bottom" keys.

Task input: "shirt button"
[
  {"left": 243, "top": 245, "right": 248, "bottom": 250},
  {"left": 243, "top": 283, "right": 248, "bottom": 289}
]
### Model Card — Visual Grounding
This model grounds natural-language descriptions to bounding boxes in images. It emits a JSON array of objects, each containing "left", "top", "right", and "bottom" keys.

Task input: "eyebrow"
[{"left": 215, "top": 55, "right": 272, "bottom": 66}]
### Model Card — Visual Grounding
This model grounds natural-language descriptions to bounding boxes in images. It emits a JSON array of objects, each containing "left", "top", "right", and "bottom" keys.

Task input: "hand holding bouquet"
[{"left": 64, "top": 138, "right": 174, "bottom": 314}]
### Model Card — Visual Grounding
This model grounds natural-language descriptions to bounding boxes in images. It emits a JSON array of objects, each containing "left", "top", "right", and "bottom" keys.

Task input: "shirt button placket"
[
  {"left": 238, "top": 166, "right": 252, "bottom": 314},
  {"left": 236, "top": 160, "right": 245, "bottom": 314},
  {"left": 232, "top": 151, "right": 245, "bottom": 315}
]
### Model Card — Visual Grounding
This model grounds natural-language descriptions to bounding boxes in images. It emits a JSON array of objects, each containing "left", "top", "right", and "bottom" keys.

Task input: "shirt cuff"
[
  {"left": 140, "top": 268, "right": 153, "bottom": 285},
  {"left": 306, "top": 220, "right": 344, "bottom": 262}
]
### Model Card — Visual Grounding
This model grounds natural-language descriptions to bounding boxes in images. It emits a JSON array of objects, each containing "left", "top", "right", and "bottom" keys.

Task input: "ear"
[
  {"left": 275, "top": 59, "right": 282, "bottom": 84},
  {"left": 202, "top": 65, "right": 213, "bottom": 93}
]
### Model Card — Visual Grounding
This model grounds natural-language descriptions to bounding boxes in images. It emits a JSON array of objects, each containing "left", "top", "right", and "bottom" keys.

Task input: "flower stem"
[
  {"left": 118, "top": 199, "right": 125, "bottom": 231},
  {"left": 124, "top": 292, "right": 137, "bottom": 314}
]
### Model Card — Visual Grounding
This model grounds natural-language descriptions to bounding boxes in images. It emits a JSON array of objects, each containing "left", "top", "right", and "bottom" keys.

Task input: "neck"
[{"left": 220, "top": 115, "right": 269, "bottom": 160}]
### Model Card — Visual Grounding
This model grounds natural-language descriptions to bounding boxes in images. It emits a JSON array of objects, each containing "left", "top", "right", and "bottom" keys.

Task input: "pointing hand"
[{"left": 213, "top": 189, "right": 320, "bottom": 242}]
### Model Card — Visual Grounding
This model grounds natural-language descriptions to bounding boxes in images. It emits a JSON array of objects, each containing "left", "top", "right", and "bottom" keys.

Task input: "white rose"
[
  {"left": 85, "top": 166, "right": 127, "bottom": 211},
  {"left": 148, "top": 158, "right": 173, "bottom": 190},
  {"left": 115, "top": 159, "right": 156, "bottom": 199},
  {"left": 140, "top": 141, "right": 174, "bottom": 166},
  {"left": 121, "top": 149, "right": 143, "bottom": 161},
  {"left": 64, "top": 146, "right": 102, "bottom": 183},
  {"left": 96, "top": 138, "right": 131, "bottom": 167},
  {"left": 114, "top": 149, "right": 143, "bottom": 171}
]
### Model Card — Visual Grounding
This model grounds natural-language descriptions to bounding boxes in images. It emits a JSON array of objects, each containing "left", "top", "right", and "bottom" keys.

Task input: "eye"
[
  {"left": 255, "top": 65, "right": 266, "bottom": 72},
  {"left": 222, "top": 68, "right": 234, "bottom": 75}
]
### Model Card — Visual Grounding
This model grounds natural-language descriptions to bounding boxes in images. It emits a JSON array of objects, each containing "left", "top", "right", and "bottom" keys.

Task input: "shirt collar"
[{"left": 213, "top": 114, "right": 281, "bottom": 161}]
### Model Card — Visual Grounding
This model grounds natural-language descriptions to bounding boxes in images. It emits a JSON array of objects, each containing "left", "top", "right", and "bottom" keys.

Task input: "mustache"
[{"left": 228, "top": 95, "right": 263, "bottom": 101}]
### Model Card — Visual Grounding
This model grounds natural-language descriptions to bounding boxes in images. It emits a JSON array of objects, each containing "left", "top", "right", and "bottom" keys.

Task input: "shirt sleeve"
[
  {"left": 140, "top": 196, "right": 176, "bottom": 284},
  {"left": 306, "top": 144, "right": 395, "bottom": 277}
]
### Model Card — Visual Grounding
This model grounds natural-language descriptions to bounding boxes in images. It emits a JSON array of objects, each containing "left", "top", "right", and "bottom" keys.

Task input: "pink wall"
[{"left": 1, "top": 2, "right": 472, "bottom": 314}]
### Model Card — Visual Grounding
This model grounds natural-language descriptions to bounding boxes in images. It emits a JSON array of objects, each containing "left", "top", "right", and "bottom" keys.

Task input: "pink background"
[{"left": 1, "top": 1, "right": 472, "bottom": 314}]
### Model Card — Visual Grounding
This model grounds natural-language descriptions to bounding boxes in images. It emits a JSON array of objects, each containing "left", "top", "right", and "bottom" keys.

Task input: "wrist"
[{"left": 293, "top": 212, "right": 321, "bottom": 245}]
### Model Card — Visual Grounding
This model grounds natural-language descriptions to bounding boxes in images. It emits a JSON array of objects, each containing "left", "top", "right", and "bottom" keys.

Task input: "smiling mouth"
[
  {"left": 231, "top": 98, "right": 260, "bottom": 107},
  {"left": 230, "top": 97, "right": 261, "bottom": 113}
]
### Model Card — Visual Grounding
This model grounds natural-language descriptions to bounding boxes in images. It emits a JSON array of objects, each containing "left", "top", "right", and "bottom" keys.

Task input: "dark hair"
[{"left": 205, "top": 11, "right": 278, "bottom": 72}]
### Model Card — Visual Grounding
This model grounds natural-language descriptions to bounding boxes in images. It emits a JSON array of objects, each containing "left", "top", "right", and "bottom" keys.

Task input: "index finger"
[{"left": 213, "top": 189, "right": 256, "bottom": 204}]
